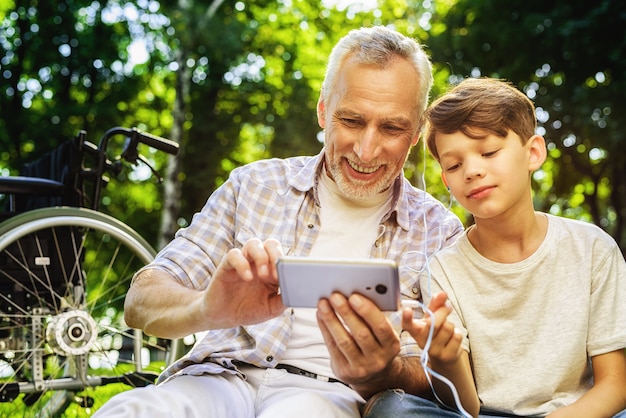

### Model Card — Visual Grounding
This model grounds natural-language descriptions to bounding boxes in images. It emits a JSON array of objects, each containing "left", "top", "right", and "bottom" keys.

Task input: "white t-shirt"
[
  {"left": 421, "top": 214, "right": 626, "bottom": 415},
  {"left": 281, "top": 169, "right": 393, "bottom": 378}
]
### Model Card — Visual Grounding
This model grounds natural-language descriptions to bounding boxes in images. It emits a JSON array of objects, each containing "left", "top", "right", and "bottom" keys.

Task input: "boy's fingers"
[
  {"left": 402, "top": 308, "right": 431, "bottom": 345},
  {"left": 427, "top": 291, "right": 450, "bottom": 312}
]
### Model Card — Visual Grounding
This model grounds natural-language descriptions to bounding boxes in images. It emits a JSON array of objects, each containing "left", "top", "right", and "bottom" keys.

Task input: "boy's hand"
[{"left": 402, "top": 291, "right": 464, "bottom": 365}]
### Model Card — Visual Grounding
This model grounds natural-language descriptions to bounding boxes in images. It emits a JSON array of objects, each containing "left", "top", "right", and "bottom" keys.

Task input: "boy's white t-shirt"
[
  {"left": 280, "top": 169, "right": 394, "bottom": 379},
  {"left": 422, "top": 214, "right": 626, "bottom": 415}
]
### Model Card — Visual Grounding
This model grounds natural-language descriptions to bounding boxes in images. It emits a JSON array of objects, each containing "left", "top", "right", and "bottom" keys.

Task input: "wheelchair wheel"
[{"left": 0, "top": 207, "right": 178, "bottom": 416}]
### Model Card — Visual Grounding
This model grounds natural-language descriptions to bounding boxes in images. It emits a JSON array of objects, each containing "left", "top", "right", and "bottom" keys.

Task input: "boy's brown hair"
[{"left": 423, "top": 78, "right": 537, "bottom": 161}]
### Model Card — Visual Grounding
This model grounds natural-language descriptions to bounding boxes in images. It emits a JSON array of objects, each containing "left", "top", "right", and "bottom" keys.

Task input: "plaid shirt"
[{"left": 148, "top": 150, "right": 463, "bottom": 383}]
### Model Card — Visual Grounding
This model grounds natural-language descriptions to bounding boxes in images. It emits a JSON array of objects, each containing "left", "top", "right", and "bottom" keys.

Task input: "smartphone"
[{"left": 276, "top": 256, "right": 400, "bottom": 311}]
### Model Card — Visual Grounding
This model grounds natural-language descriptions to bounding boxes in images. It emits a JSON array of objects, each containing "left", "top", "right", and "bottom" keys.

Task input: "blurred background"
[{"left": 1, "top": 0, "right": 624, "bottom": 255}]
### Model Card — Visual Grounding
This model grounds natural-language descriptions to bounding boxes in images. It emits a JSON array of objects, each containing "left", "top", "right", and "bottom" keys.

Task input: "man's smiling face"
[{"left": 317, "top": 56, "right": 421, "bottom": 200}]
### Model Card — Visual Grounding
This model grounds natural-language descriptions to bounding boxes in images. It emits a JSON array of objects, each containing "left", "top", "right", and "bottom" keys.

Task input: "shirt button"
[
  {"left": 307, "top": 224, "right": 314, "bottom": 229},
  {"left": 266, "top": 355, "right": 274, "bottom": 363},
  {"left": 412, "top": 287, "right": 419, "bottom": 296}
]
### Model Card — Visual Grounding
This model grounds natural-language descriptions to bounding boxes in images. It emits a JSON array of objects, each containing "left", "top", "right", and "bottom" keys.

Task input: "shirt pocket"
[
  {"left": 234, "top": 227, "right": 294, "bottom": 256},
  {"left": 397, "top": 250, "right": 429, "bottom": 301}
]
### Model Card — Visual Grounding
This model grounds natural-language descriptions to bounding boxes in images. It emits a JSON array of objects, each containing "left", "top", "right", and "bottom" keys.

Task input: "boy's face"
[
  {"left": 316, "top": 56, "right": 421, "bottom": 200},
  {"left": 435, "top": 130, "right": 545, "bottom": 220}
]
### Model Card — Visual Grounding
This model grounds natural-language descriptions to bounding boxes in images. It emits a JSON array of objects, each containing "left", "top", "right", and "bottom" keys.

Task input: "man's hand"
[
  {"left": 316, "top": 293, "right": 402, "bottom": 392},
  {"left": 201, "top": 238, "right": 287, "bottom": 329},
  {"left": 124, "top": 238, "right": 287, "bottom": 339}
]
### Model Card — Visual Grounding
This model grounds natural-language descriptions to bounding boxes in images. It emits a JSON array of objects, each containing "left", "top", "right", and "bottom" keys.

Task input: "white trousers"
[{"left": 93, "top": 365, "right": 364, "bottom": 418}]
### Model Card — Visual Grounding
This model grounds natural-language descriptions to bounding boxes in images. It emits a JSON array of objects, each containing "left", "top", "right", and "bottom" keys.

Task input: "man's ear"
[
  {"left": 317, "top": 96, "right": 326, "bottom": 129},
  {"left": 528, "top": 134, "right": 547, "bottom": 171}
]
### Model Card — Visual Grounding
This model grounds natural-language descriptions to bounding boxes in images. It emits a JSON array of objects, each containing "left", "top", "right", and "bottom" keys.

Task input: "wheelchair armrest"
[{"left": 0, "top": 176, "right": 65, "bottom": 196}]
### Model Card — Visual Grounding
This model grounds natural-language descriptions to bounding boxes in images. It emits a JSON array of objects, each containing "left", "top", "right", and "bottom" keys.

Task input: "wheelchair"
[{"left": 0, "top": 127, "right": 181, "bottom": 416}]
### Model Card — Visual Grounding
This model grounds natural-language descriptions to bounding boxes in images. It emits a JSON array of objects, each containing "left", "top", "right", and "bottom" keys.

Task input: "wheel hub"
[{"left": 46, "top": 310, "right": 97, "bottom": 356}]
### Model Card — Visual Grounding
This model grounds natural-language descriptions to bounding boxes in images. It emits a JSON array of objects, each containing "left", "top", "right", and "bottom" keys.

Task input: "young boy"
[{"left": 362, "top": 78, "right": 626, "bottom": 417}]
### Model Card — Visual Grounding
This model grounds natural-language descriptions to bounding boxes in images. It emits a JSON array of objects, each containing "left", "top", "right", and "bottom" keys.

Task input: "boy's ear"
[
  {"left": 528, "top": 135, "right": 547, "bottom": 171},
  {"left": 441, "top": 172, "right": 449, "bottom": 190}
]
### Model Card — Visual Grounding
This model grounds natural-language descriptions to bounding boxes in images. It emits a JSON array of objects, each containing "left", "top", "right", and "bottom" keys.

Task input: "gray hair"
[{"left": 321, "top": 26, "right": 433, "bottom": 116}]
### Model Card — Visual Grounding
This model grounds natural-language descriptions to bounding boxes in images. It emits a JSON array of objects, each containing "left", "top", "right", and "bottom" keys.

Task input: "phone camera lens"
[{"left": 375, "top": 284, "right": 388, "bottom": 294}]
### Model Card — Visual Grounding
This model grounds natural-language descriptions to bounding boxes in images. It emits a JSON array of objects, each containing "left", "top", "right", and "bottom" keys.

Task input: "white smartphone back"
[{"left": 276, "top": 256, "right": 400, "bottom": 311}]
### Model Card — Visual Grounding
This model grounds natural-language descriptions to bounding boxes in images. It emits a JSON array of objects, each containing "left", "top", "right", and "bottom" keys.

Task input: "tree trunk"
[
  {"left": 158, "top": 47, "right": 190, "bottom": 250},
  {"left": 157, "top": 0, "right": 227, "bottom": 250}
]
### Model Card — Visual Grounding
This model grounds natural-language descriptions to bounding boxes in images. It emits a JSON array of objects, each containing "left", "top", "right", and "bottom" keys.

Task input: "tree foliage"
[
  {"left": 1, "top": 0, "right": 625, "bottom": 255},
  {"left": 0, "top": 0, "right": 149, "bottom": 163},
  {"left": 1, "top": 0, "right": 174, "bottom": 245}
]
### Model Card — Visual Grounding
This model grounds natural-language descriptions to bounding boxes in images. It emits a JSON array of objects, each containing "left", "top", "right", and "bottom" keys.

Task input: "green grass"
[
  {"left": 1, "top": 363, "right": 166, "bottom": 417},
  {"left": 1, "top": 384, "right": 128, "bottom": 417}
]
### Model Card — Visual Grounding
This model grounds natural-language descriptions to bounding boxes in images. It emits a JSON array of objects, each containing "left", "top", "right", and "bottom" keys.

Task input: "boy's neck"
[{"left": 468, "top": 212, "right": 548, "bottom": 263}]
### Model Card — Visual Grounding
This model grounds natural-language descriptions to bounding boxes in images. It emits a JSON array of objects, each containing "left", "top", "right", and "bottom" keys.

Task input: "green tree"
[
  {"left": 0, "top": 0, "right": 145, "bottom": 166},
  {"left": 0, "top": 0, "right": 177, "bottom": 246}
]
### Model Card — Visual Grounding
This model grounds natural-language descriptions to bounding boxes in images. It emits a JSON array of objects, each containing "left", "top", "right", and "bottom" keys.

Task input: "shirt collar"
[
  {"left": 288, "top": 149, "right": 325, "bottom": 207},
  {"left": 289, "top": 148, "right": 412, "bottom": 231}
]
